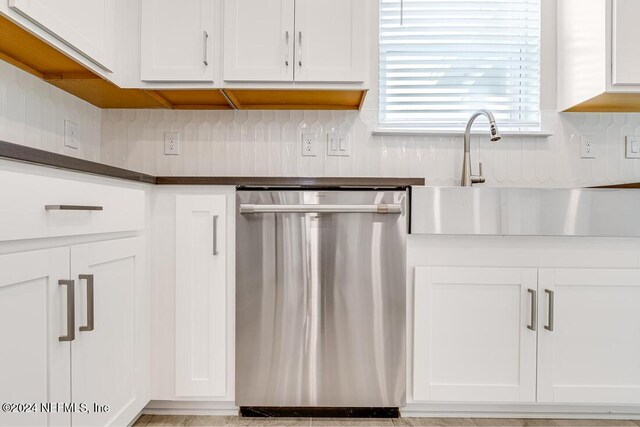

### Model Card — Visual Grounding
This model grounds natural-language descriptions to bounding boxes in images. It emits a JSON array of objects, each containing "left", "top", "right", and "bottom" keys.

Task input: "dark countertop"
[
  {"left": 0, "top": 140, "right": 425, "bottom": 188},
  {"left": 0, "top": 140, "right": 156, "bottom": 184},
  {"left": 595, "top": 183, "right": 640, "bottom": 189}
]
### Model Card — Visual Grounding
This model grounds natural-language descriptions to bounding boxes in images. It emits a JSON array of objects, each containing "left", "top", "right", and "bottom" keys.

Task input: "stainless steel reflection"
[
  {"left": 411, "top": 186, "right": 640, "bottom": 237},
  {"left": 236, "top": 190, "right": 407, "bottom": 407}
]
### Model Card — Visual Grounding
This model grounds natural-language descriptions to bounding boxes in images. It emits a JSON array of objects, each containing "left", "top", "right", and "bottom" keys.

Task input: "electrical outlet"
[
  {"left": 625, "top": 135, "right": 640, "bottom": 159},
  {"left": 164, "top": 132, "right": 180, "bottom": 155},
  {"left": 301, "top": 132, "right": 318, "bottom": 157},
  {"left": 64, "top": 120, "right": 80, "bottom": 149},
  {"left": 580, "top": 135, "right": 596, "bottom": 159}
]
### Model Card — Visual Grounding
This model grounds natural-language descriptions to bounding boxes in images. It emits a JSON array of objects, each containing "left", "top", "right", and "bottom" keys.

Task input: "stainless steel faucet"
[{"left": 461, "top": 109, "right": 502, "bottom": 186}]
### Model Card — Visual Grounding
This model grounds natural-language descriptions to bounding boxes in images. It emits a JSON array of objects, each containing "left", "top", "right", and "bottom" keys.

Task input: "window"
[{"left": 379, "top": 0, "right": 541, "bottom": 131}]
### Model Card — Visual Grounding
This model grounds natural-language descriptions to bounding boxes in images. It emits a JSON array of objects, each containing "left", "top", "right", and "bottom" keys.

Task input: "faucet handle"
[{"left": 471, "top": 162, "right": 486, "bottom": 184}]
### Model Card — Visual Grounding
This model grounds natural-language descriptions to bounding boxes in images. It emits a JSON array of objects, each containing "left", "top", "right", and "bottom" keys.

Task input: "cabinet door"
[
  {"left": 175, "top": 195, "right": 227, "bottom": 397},
  {"left": 141, "top": 0, "right": 216, "bottom": 82},
  {"left": 0, "top": 248, "right": 70, "bottom": 427},
  {"left": 9, "top": 0, "right": 115, "bottom": 71},
  {"left": 70, "top": 237, "right": 147, "bottom": 426},
  {"left": 223, "top": 0, "right": 294, "bottom": 82},
  {"left": 294, "top": 0, "right": 365, "bottom": 82},
  {"left": 413, "top": 267, "right": 537, "bottom": 403},
  {"left": 538, "top": 269, "right": 640, "bottom": 404},
  {"left": 612, "top": 0, "right": 640, "bottom": 85}
]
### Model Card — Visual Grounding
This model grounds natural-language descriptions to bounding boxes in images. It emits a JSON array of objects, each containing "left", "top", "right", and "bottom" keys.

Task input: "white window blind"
[{"left": 379, "top": 0, "right": 541, "bottom": 131}]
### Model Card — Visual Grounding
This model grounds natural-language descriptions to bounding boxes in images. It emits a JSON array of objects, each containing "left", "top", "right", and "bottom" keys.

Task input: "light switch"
[
  {"left": 625, "top": 135, "right": 640, "bottom": 159},
  {"left": 327, "top": 134, "right": 350, "bottom": 157}
]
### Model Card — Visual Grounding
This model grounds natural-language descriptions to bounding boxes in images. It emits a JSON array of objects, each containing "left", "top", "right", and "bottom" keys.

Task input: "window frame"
[{"left": 371, "top": 0, "right": 556, "bottom": 136}]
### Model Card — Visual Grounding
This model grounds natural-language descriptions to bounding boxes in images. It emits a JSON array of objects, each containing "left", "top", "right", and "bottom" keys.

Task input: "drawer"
[{"left": 0, "top": 170, "right": 145, "bottom": 241}]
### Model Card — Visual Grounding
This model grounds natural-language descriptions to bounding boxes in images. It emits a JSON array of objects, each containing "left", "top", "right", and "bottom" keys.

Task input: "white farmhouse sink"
[{"left": 411, "top": 186, "right": 640, "bottom": 237}]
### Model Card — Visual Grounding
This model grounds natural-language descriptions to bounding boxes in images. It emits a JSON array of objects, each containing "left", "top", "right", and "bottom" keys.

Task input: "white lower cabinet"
[
  {"left": 537, "top": 269, "right": 640, "bottom": 404},
  {"left": 0, "top": 237, "right": 147, "bottom": 427},
  {"left": 414, "top": 266, "right": 640, "bottom": 405},
  {"left": 71, "top": 237, "right": 147, "bottom": 426},
  {"left": 174, "top": 195, "right": 228, "bottom": 398},
  {"left": 0, "top": 248, "right": 71, "bottom": 427},
  {"left": 414, "top": 267, "right": 538, "bottom": 403}
]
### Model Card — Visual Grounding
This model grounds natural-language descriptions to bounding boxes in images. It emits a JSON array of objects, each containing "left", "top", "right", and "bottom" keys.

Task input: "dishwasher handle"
[{"left": 240, "top": 204, "right": 402, "bottom": 214}]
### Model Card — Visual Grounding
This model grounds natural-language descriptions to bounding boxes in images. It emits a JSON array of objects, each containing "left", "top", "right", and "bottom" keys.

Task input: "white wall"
[{"left": 0, "top": 60, "right": 101, "bottom": 161}]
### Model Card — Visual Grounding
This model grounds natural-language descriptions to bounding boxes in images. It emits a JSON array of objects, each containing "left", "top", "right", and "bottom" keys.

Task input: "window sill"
[{"left": 371, "top": 129, "right": 554, "bottom": 138}]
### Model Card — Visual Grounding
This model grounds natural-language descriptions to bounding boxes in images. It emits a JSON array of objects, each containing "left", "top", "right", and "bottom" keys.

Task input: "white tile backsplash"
[
  {"left": 102, "top": 108, "right": 640, "bottom": 187},
  {"left": 0, "top": 61, "right": 101, "bottom": 162},
  {"left": 1, "top": 57, "right": 639, "bottom": 187}
]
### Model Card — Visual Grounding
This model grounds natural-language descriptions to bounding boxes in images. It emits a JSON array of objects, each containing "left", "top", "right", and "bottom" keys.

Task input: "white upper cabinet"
[
  {"left": 414, "top": 267, "right": 538, "bottom": 403},
  {"left": 612, "top": 0, "right": 640, "bottom": 85},
  {"left": 223, "top": 0, "right": 366, "bottom": 84},
  {"left": 223, "top": 0, "right": 294, "bottom": 82},
  {"left": 141, "top": 0, "right": 216, "bottom": 82},
  {"left": 8, "top": 0, "right": 115, "bottom": 72},
  {"left": 537, "top": 269, "right": 640, "bottom": 405},
  {"left": 294, "top": 0, "right": 365, "bottom": 82},
  {"left": 558, "top": 0, "right": 640, "bottom": 111}
]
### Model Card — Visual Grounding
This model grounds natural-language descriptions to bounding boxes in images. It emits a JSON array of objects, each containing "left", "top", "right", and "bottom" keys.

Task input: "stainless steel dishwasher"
[{"left": 236, "top": 189, "right": 407, "bottom": 410}]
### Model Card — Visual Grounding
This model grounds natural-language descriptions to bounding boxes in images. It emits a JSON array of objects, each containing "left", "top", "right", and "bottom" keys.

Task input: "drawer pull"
[
  {"left": 45, "top": 205, "right": 103, "bottom": 211},
  {"left": 79, "top": 274, "right": 95, "bottom": 332},
  {"left": 59, "top": 280, "right": 75, "bottom": 342}
]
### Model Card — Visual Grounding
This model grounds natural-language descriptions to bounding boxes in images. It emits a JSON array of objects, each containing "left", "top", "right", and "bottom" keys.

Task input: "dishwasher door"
[{"left": 236, "top": 190, "right": 406, "bottom": 407}]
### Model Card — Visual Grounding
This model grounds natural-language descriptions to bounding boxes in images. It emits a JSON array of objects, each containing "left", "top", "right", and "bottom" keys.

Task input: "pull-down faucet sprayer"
[{"left": 461, "top": 109, "right": 501, "bottom": 186}]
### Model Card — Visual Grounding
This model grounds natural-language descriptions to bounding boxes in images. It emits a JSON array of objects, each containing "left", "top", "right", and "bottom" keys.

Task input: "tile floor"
[{"left": 134, "top": 415, "right": 640, "bottom": 427}]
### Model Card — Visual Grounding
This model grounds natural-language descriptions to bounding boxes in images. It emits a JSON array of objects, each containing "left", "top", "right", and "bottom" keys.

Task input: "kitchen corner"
[{"left": 2, "top": 0, "right": 640, "bottom": 426}]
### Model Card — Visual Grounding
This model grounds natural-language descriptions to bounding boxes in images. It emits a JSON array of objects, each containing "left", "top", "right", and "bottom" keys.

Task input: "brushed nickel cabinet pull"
[
  {"left": 285, "top": 31, "right": 290, "bottom": 66},
  {"left": 203, "top": 30, "right": 209, "bottom": 66},
  {"left": 45, "top": 205, "right": 103, "bottom": 211},
  {"left": 527, "top": 288, "right": 537, "bottom": 331},
  {"left": 213, "top": 215, "right": 219, "bottom": 256},
  {"left": 298, "top": 30, "right": 302, "bottom": 66},
  {"left": 545, "top": 289, "right": 554, "bottom": 331},
  {"left": 79, "top": 274, "right": 94, "bottom": 332},
  {"left": 59, "top": 280, "right": 75, "bottom": 342}
]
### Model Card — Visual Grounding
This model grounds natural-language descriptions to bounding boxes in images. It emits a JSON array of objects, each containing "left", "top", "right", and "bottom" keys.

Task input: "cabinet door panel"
[
  {"left": 223, "top": 0, "right": 294, "bottom": 82},
  {"left": 0, "top": 248, "right": 70, "bottom": 427},
  {"left": 414, "top": 267, "right": 537, "bottom": 403},
  {"left": 141, "top": 0, "right": 216, "bottom": 82},
  {"left": 612, "top": 0, "right": 640, "bottom": 85},
  {"left": 538, "top": 269, "right": 640, "bottom": 404},
  {"left": 9, "top": 0, "right": 115, "bottom": 71},
  {"left": 175, "top": 195, "right": 227, "bottom": 397},
  {"left": 294, "top": 0, "right": 365, "bottom": 82},
  {"left": 71, "top": 237, "right": 146, "bottom": 426}
]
